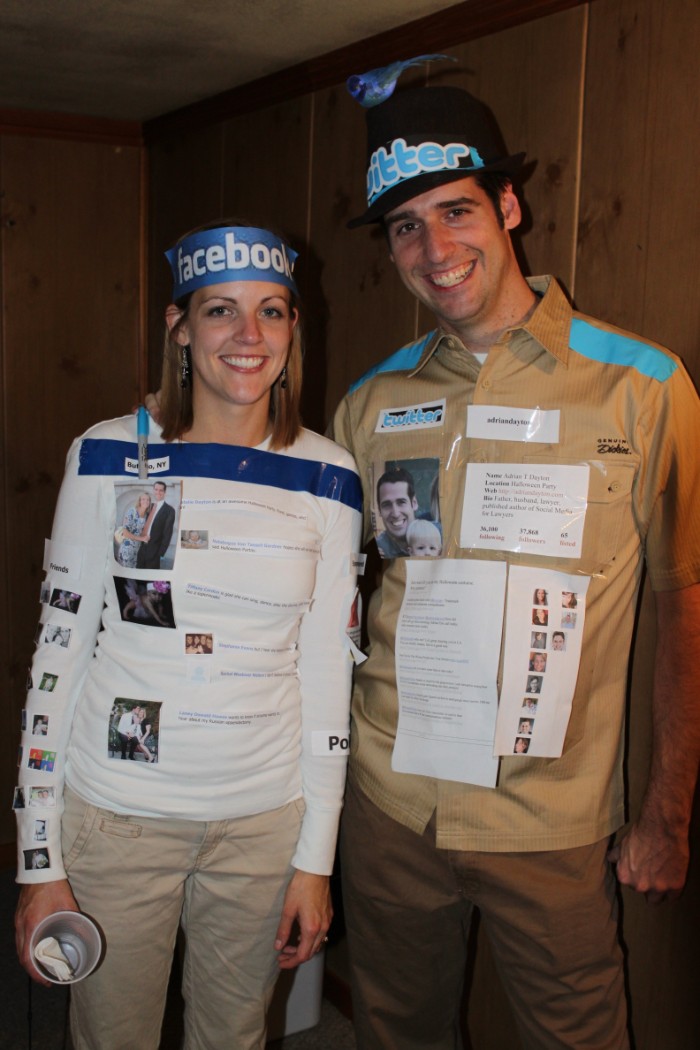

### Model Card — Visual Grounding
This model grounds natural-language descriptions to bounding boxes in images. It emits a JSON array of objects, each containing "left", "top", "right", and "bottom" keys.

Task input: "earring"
[
  {"left": 279, "top": 366, "right": 288, "bottom": 389},
  {"left": 180, "top": 345, "right": 191, "bottom": 389}
]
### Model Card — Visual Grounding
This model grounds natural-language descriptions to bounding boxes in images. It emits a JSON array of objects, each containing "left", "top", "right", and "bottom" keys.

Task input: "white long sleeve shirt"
[{"left": 16, "top": 415, "right": 362, "bottom": 882}]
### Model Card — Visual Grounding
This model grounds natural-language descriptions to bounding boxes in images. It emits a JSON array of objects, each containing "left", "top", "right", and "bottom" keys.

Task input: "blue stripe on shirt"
[
  {"left": 348, "top": 331, "right": 437, "bottom": 394},
  {"left": 78, "top": 439, "right": 363, "bottom": 512},
  {"left": 569, "top": 318, "right": 677, "bottom": 382}
]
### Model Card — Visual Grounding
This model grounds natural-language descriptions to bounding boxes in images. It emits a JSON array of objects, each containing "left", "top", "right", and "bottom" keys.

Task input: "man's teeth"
[
  {"left": 222, "top": 356, "right": 264, "bottom": 369},
  {"left": 430, "top": 262, "right": 475, "bottom": 287}
]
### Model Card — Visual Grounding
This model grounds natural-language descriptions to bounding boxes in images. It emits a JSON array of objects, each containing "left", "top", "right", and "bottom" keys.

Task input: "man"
[
  {"left": 375, "top": 466, "right": 418, "bottom": 556},
  {"left": 136, "top": 480, "right": 175, "bottom": 569},
  {"left": 332, "top": 86, "right": 700, "bottom": 1049}
]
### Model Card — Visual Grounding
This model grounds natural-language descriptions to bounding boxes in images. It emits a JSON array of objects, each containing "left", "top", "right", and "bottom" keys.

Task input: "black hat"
[{"left": 348, "top": 86, "right": 525, "bottom": 228}]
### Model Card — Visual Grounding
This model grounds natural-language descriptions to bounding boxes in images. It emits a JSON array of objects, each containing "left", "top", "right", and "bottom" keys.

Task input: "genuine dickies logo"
[
  {"left": 375, "top": 399, "right": 446, "bottom": 433},
  {"left": 597, "top": 437, "right": 632, "bottom": 454}
]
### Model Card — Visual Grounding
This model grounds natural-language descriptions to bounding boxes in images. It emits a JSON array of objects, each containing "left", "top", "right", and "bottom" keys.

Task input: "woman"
[
  {"left": 116, "top": 491, "right": 151, "bottom": 567},
  {"left": 15, "top": 221, "right": 362, "bottom": 1050}
]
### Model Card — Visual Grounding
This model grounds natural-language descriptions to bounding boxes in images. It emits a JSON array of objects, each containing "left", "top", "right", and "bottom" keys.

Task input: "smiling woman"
[
  {"left": 159, "top": 219, "right": 304, "bottom": 450},
  {"left": 14, "top": 219, "right": 362, "bottom": 1050}
]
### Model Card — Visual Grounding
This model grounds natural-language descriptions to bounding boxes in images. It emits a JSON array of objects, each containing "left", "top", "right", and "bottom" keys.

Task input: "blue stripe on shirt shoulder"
[
  {"left": 78, "top": 440, "right": 363, "bottom": 512},
  {"left": 348, "top": 331, "right": 437, "bottom": 394},
  {"left": 570, "top": 318, "right": 677, "bottom": 382}
]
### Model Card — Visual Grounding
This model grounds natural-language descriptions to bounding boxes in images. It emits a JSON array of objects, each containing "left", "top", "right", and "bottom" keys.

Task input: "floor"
[{"left": 2, "top": 868, "right": 356, "bottom": 1050}]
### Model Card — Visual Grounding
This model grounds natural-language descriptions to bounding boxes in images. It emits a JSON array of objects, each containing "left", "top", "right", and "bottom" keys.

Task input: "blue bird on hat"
[{"left": 346, "top": 54, "right": 456, "bottom": 107}]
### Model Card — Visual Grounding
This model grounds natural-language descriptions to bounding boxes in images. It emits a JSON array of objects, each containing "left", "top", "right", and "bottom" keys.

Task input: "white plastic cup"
[{"left": 30, "top": 910, "right": 103, "bottom": 984}]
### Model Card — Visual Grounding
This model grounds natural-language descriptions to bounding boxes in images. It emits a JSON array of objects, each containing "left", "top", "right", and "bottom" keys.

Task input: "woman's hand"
[
  {"left": 15, "top": 880, "right": 80, "bottom": 986},
  {"left": 274, "top": 870, "right": 332, "bottom": 970},
  {"left": 144, "top": 390, "right": 163, "bottom": 426}
]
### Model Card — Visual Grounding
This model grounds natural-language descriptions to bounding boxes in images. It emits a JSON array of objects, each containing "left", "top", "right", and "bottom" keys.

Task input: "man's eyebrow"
[{"left": 386, "top": 196, "right": 480, "bottom": 225}]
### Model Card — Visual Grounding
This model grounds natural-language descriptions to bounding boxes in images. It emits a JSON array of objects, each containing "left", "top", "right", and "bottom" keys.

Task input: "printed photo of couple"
[
  {"left": 108, "top": 699, "right": 162, "bottom": 764},
  {"left": 113, "top": 480, "right": 181, "bottom": 571},
  {"left": 114, "top": 577, "right": 176, "bottom": 629},
  {"left": 371, "top": 458, "right": 442, "bottom": 559}
]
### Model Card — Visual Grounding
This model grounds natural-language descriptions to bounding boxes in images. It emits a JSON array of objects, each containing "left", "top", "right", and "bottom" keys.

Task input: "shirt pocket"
[{"left": 523, "top": 456, "right": 638, "bottom": 576}]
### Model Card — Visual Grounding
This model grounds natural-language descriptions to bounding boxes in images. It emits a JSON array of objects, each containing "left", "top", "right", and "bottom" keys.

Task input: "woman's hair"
[
  {"left": 135, "top": 492, "right": 151, "bottom": 511},
  {"left": 159, "top": 217, "right": 303, "bottom": 450}
]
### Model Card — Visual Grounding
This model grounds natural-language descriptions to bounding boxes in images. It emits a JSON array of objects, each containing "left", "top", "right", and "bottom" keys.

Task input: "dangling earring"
[
  {"left": 279, "top": 366, "right": 288, "bottom": 389},
  {"left": 180, "top": 345, "right": 191, "bottom": 389}
]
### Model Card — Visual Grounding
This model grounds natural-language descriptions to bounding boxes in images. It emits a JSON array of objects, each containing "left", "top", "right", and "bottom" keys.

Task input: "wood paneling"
[
  {"left": 576, "top": 3, "right": 700, "bottom": 1047},
  {"left": 309, "top": 84, "right": 420, "bottom": 430},
  {"left": 0, "top": 134, "right": 142, "bottom": 844},
  {"left": 147, "top": 125, "right": 225, "bottom": 391}
]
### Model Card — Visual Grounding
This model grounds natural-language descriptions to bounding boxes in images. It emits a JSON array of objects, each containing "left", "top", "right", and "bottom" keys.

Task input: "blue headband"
[{"left": 165, "top": 226, "right": 299, "bottom": 300}]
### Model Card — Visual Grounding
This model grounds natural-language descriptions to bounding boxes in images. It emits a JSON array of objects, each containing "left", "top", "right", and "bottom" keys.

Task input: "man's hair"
[
  {"left": 473, "top": 171, "right": 513, "bottom": 229},
  {"left": 377, "top": 466, "right": 416, "bottom": 506},
  {"left": 552, "top": 631, "right": 565, "bottom": 642}
]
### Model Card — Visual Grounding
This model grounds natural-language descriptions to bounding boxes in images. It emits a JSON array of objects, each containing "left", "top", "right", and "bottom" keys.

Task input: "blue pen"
[{"left": 137, "top": 405, "right": 149, "bottom": 480}]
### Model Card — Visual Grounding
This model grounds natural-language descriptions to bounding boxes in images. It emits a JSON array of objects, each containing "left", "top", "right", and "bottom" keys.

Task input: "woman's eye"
[{"left": 261, "top": 307, "right": 284, "bottom": 319}]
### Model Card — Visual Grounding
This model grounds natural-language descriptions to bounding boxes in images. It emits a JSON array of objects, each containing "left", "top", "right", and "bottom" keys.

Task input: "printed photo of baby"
[{"left": 406, "top": 519, "right": 443, "bottom": 558}]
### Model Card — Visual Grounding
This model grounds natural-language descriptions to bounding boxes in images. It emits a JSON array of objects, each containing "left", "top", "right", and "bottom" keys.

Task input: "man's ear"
[
  {"left": 165, "top": 304, "right": 188, "bottom": 344},
  {"left": 502, "top": 188, "right": 522, "bottom": 231}
]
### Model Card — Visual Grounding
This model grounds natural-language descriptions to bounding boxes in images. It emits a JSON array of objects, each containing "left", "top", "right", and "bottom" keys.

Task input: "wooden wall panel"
[
  {"left": 0, "top": 134, "right": 142, "bottom": 844},
  {"left": 442, "top": 5, "right": 587, "bottom": 289},
  {"left": 147, "top": 125, "right": 225, "bottom": 392},
  {"left": 576, "top": 3, "right": 700, "bottom": 1046},
  {"left": 309, "top": 84, "right": 420, "bottom": 429}
]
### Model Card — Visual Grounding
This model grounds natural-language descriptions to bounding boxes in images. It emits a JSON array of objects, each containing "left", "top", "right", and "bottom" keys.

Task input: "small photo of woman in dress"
[{"left": 115, "top": 491, "right": 152, "bottom": 567}]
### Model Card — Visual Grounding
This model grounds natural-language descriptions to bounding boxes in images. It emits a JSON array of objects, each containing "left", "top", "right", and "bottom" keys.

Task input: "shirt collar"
[{"left": 406, "top": 274, "right": 573, "bottom": 376}]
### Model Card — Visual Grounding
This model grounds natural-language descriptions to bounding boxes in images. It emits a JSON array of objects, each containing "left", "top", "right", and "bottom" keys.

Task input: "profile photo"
[
  {"left": 513, "top": 737, "right": 531, "bottom": 754},
  {"left": 24, "top": 848, "right": 50, "bottom": 871},
  {"left": 50, "top": 588, "right": 82, "bottom": 614},
  {"left": 114, "top": 577, "right": 176, "bottom": 629},
  {"left": 372, "top": 457, "right": 441, "bottom": 560},
  {"left": 551, "top": 631, "right": 566, "bottom": 651},
  {"left": 109, "top": 700, "right": 162, "bottom": 764},
  {"left": 28, "top": 786, "right": 55, "bottom": 808},
  {"left": 532, "top": 608, "right": 548, "bottom": 627},
  {"left": 518, "top": 718, "right": 534, "bottom": 736},
  {"left": 525, "top": 675, "right": 543, "bottom": 695},
  {"left": 530, "top": 631, "right": 547, "bottom": 650},
  {"left": 44, "top": 624, "right": 71, "bottom": 648},
  {"left": 181, "top": 529, "right": 209, "bottom": 550},
  {"left": 528, "top": 652, "right": 547, "bottom": 674},
  {"left": 39, "top": 672, "right": 58, "bottom": 692}
]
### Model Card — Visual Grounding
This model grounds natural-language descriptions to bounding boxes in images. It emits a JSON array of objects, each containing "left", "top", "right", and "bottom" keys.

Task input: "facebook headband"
[{"left": 166, "top": 226, "right": 299, "bottom": 300}]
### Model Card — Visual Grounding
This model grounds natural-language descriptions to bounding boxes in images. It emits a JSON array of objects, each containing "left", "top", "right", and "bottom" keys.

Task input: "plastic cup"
[{"left": 29, "top": 910, "right": 103, "bottom": 984}]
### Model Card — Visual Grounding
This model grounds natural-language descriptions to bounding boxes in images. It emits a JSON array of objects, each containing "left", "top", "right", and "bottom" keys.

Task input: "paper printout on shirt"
[
  {"left": 43, "top": 540, "right": 84, "bottom": 581},
  {"left": 180, "top": 496, "right": 307, "bottom": 521},
  {"left": 392, "top": 559, "right": 505, "bottom": 787},
  {"left": 185, "top": 581, "right": 311, "bottom": 612},
  {"left": 210, "top": 536, "right": 321, "bottom": 557},
  {"left": 466, "top": 406, "right": 561, "bottom": 444},
  {"left": 460, "top": 464, "right": 590, "bottom": 557},
  {"left": 494, "top": 566, "right": 590, "bottom": 757}
]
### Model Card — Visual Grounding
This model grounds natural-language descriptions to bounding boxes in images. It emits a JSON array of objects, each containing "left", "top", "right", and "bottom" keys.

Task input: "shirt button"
[
  {"left": 481, "top": 378, "right": 492, "bottom": 390},
  {"left": 608, "top": 481, "right": 622, "bottom": 492}
]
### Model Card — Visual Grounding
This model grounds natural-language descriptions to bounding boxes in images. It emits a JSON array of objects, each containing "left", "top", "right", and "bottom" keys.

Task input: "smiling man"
[
  {"left": 332, "top": 86, "right": 700, "bottom": 1050},
  {"left": 375, "top": 466, "right": 418, "bottom": 557}
]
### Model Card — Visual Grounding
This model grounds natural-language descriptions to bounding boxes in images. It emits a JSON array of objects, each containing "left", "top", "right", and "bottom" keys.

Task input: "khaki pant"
[
  {"left": 341, "top": 775, "right": 629, "bottom": 1050},
  {"left": 62, "top": 786, "right": 304, "bottom": 1050}
]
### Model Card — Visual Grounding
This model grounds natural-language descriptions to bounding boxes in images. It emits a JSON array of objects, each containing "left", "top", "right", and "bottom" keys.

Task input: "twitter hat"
[{"left": 348, "top": 86, "right": 525, "bottom": 227}]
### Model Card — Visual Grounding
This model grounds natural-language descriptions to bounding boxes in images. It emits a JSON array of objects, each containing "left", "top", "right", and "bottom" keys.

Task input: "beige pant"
[{"left": 62, "top": 786, "right": 304, "bottom": 1050}]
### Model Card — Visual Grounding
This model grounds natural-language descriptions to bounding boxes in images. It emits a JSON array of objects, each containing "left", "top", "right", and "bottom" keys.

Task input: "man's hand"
[
  {"left": 274, "top": 870, "right": 332, "bottom": 970},
  {"left": 608, "top": 820, "right": 689, "bottom": 903},
  {"left": 15, "top": 880, "right": 80, "bottom": 985}
]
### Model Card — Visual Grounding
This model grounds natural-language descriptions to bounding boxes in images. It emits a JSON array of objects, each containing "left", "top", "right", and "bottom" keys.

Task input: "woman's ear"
[{"left": 165, "top": 304, "right": 188, "bottom": 343}]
